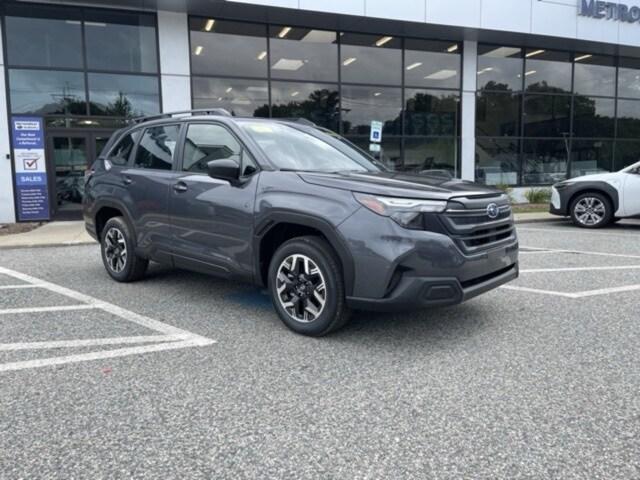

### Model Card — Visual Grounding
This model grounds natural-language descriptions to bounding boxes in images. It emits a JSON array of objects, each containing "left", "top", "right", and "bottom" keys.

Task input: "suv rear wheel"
[
  {"left": 100, "top": 217, "right": 148, "bottom": 282},
  {"left": 570, "top": 192, "right": 613, "bottom": 228},
  {"left": 268, "top": 236, "right": 350, "bottom": 336}
]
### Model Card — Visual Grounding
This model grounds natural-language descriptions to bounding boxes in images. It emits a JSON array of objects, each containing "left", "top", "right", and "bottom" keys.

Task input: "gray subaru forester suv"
[{"left": 84, "top": 110, "right": 518, "bottom": 336}]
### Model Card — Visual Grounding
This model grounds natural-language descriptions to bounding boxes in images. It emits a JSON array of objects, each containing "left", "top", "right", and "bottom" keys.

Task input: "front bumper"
[
  {"left": 347, "top": 263, "right": 518, "bottom": 311},
  {"left": 338, "top": 207, "right": 519, "bottom": 311}
]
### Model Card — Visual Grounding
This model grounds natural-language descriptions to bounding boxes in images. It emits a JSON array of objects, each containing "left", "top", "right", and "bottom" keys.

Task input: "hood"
[
  {"left": 298, "top": 171, "right": 503, "bottom": 201},
  {"left": 565, "top": 172, "right": 619, "bottom": 184}
]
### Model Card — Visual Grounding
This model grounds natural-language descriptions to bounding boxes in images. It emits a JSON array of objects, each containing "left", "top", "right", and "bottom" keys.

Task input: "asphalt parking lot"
[{"left": 1, "top": 220, "right": 639, "bottom": 479}]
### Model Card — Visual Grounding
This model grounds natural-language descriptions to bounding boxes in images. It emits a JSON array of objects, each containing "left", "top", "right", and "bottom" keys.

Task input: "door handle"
[
  {"left": 122, "top": 175, "right": 133, "bottom": 186},
  {"left": 173, "top": 181, "right": 188, "bottom": 193}
]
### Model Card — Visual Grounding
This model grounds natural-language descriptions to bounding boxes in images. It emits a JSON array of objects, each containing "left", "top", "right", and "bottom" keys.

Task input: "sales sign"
[{"left": 12, "top": 116, "right": 50, "bottom": 221}]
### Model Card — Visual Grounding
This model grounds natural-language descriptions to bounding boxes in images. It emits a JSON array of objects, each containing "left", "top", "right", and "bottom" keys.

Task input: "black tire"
[
  {"left": 569, "top": 192, "right": 613, "bottom": 229},
  {"left": 100, "top": 216, "right": 148, "bottom": 282},
  {"left": 268, "top": 236, "right": 350, "bottom": 337}
]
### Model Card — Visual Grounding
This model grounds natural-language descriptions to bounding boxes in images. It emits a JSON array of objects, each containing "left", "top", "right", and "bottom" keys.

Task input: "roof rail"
[{"left": 127, "top": 108, "right": 232, "bottom": 125}]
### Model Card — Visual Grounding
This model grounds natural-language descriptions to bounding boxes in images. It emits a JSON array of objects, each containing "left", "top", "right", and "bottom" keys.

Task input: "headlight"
[{"left": 353, "top": 193, "right": 447, "bottom": 229}]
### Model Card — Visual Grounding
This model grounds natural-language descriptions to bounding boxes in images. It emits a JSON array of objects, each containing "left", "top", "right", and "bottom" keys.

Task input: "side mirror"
[{"left": 207, "top": 158, "right": 240, "bottom": 184}]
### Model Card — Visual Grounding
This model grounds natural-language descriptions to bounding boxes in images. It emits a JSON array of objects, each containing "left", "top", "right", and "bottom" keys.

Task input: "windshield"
[
  {"left": 622, "top": 160, "right": 640, "bottom": 172},
  {"left": 239, "top": 121, "right": 381, "bottom": 173}
]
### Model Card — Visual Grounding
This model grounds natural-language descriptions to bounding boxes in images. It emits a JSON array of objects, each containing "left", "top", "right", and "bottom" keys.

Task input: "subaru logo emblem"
[{"left": 486, "top": 203, "right": 499, "bottom": 219}]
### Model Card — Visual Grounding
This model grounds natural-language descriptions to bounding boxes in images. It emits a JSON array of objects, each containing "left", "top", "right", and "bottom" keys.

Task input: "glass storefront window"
[
  {"left": 573, "top": 96, "right": 616, "bottom": 138},
  {"left": 404, "top": 39, "right": 461, "bottom": 89},
  {"left": 88, "top": 74, "right": 160, "bottom": 117},
  {"left": 475, "top": 138, "right": 520, "bottom": 186},
  {"left": 190, "top": 19, "right": 268, "bottom": 78},
  {"left": 270, "top": 82, "right": 339, "bottom": 131},
  {"left": 269, "top": 26, "right": 338, "bottom": 82},
  {"left": 617, "top": 99, "right": 640, "bottom": 139},
  {"left": 524, "top": 49, "right": 572, "bottom": 93},
  {"left": 618, "top": 58, "right": 640, "bottom": 99},
  {"left": 476, "top": 92, "right": 520, "bottom": 137},
  {"left": 85, "top": 10, "right": 158, "bottom": 73},
  {"left": 346, "top": 137, "right": 402, "bottom": 169},
  {"left": 523, "top": 94, "right": 571, "bottom": 137},
  {"left": 477, "top": 45, "right": 523, "bottom": 92},
  {"left": 9, "top": 69, "right": 86, "bottom": 115},
  {"left": 614, "top": 141, "right": 640, "bottom": 171},
  {"left": 340, "top": 33, "right": 402, "bottom": 86},
  {"left": 402, "top": 138, "right": 458, "bottom": 175},
  {"left": 522, "top": 139, "right": 568, "bottom": 185},
  {"left": 192, "top": 77, "right": 269, "bottom": 117},
  {"left": 570, "top": 140, "right": 614, "bottom": 176},
  {"left": 5, "top": 5, "right": 83, "bottom": 69},
  {"left": 404, "top": 89, "right": 460, "bottom": 136},
  {"left": 341, "top": 85, "right": 402, "bottom": 136},
  {"left": 573, "top": 54, "right": 616, "bottom": 97}
]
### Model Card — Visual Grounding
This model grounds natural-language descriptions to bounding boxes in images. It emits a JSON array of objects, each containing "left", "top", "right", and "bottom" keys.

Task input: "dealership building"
[{"left": 0, "top": 0, "right": 639, "bottom": 223}]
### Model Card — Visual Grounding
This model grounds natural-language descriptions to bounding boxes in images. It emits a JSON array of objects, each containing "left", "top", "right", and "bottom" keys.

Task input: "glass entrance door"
[
  {"left": 50, "top": 135, "right": 89, "bottom": 220},
  {"left": 46, "top": 130, "right": 114, "bottom": 220}
]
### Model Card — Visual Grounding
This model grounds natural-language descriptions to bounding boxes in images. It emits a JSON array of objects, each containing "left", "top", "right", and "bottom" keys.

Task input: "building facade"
[{"left": 0, "top": 0, "right": 639, "bottom": 223}]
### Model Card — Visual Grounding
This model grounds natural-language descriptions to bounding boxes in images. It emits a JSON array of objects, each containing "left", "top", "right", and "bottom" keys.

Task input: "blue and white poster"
[{"left": 12, "top": 116, "right": 50, "bottom": 221}]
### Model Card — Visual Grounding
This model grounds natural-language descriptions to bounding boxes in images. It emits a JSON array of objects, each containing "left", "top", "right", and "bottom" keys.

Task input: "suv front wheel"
[
  {"left": 100, "top": 216, "right": 148, "bottom": 282},
  {"left": 268, "top": 236, "right": 350, "bottom": 336}
]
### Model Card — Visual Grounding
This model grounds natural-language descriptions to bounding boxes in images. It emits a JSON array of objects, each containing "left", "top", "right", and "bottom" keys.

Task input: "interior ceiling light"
[
  {"left": 291, "top": 91, "right": 300, "bottom": 97},
  {"left": 447, "top": 44, "right": 459, "bottom": 53},
  {"left": 375, "top": 36, "right": 393, "bottom": 47},
  {"left": 204, "top": 19, "right": 215, "bottom": 31},
  {"left": 525, "top": 70, "right": 537, "bottom": 76},
  {"left": 343, "top": 57, "right": 357, "bottom": 66},
  {"left": 257, "top": 51, "right": 267, "bottom": 60},
  {"left": 575, "top": 54, "right": 593, "bottom": 62},
  {"left": 425, "top": 69, "right": 457, "bottom": 80},
  {"left": 194, "top": 45, "right": 203, "bottom": 56},
  {"left": 225, "top": 87, "right": 233, "bottom": 93},
  {"left": 301, "top": 30, "right": 336, "bottom": 43},
  {"left": 373, "top": 92, "right": 382, "bottom": 96},
  {"left": 476, "top": 67, "right": 493, "bottom": 75},
  {"left": 272, "top": 58, "right": 305, "bottom": 71},
  {"left": 526, "top": 49, "right": 545, "bottom": 58},
  {"left": 406, "top": 62, "right": 422, "bottom": 71},
  {"left": 484, "top": 47, "right": 521, "bottom": 58},
  {"left": 278, "top": 26, "right": 292, "bottom": 38}
]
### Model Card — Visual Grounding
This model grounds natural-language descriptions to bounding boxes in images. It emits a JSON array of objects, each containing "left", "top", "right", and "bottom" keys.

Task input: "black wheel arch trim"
[
  {"left": 93, "top": 199, "right": 137, "bottom": 243},
  {"left": 558, "top": 181, "right": 619, "bottom": 216},
  {"left": 253, "top": 211, "right": 356, "bottom": 296}
]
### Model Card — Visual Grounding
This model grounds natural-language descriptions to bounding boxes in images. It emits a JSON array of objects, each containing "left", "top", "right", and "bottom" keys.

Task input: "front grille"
[{"left": 440, "top": 198, "right": 516, "bottom": 254}]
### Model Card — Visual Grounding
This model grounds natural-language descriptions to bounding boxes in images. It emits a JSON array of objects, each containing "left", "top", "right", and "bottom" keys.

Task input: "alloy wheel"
[
  {"left": 574, "top": 197, "right": 606, "bottom": 226},
  {"left": 275, "top": 254, "right": 327, "bottom": 323},
  {"left": 104, "top": 227, "right": 128, "bottom": 273}
]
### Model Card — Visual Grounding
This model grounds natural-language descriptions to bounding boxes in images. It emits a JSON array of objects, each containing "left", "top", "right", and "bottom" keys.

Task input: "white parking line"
[
  {"left": 0, "top": 305, "right": 97, "bottom": 315},
  {"left": 502, "top": 284, "right": 640, "bottom": 299},
  {"left": 0, "top": 334, "right": 189, "bottom": 351},
  {"left": 0, "top": 284, "right": 42, "bottom": 290},
  {"left": 0, "top": 266, "right": 216, "bottom": 373},
  {"left": 0, "top": 339, "right": 208, "bottom": 373},
  {"left": 521, "top": 265, "right": 640, "bottom": 273},
  {"left": 520, "top": 246, "right": 640, "bottom": 260}
]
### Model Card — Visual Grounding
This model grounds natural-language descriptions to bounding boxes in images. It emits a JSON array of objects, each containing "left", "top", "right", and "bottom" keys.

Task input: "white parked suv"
[{"left": 550, "top": 160, "right": 640, "bottom": 228}]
